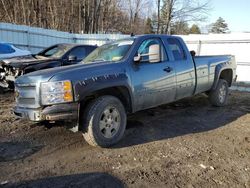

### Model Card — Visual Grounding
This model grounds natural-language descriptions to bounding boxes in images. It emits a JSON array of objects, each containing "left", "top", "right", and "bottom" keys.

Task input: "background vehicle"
[
  {"left": 14, "top": 35, "right": 236, "bottom": 147},
  {"left": 0, "top": 42, "right": 31, "bottom": 60},
  {"left": 0, "top": 43, "right": 97, "bottom": 90}
]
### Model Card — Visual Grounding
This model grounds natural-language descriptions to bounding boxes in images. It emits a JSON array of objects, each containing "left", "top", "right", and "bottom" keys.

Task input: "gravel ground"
[{"left": 0, "top": 91, "right": 249, "bottom": 187}]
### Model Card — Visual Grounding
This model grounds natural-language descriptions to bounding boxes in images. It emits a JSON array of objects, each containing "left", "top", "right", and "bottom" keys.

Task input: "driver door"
[{"left": 130, "top": 38, "right": 177, "bottom": 111}]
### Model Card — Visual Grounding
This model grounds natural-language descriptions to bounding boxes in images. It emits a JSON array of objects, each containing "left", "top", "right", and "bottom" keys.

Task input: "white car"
[{"left": 0, "top": 42, "right": 31, "bottom": 60}]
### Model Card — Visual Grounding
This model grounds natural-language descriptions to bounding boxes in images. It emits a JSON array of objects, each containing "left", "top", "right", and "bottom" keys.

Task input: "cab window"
[{"left": 137, "top": 38, "right": 168, "bottom": 63}]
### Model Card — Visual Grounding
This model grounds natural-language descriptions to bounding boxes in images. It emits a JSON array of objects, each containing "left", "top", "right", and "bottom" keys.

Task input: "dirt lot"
[{"left": 0, "top": 91, "right": 249, "bottom": 187}]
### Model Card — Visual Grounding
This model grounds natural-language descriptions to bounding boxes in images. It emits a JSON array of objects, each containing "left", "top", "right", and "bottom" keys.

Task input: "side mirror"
[
  {"left": 68, "top": 55, "right": 77, "bottom": 61},
  {"left": 148, "top": 44, "right": 160, "bottom": 63},
  {"left": 190, "top": 50, "right": 196, "bottom": 57},
  {"left": 134, "top": 44, "right": 161, "bottom": 64},
  {"left": 134, "top": 54, "right": 141, "bottom": 63}
]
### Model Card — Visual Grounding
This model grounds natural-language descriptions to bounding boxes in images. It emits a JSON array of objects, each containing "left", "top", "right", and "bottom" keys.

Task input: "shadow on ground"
[
  {"left": 0, "top": 141, "right": 43, "bottom": 162},
  {"left": 114, "top": 94, "right": 249, "bottom": 148},
  {"left": 2, "top": 173, "right": 124, "bottom": 188}
]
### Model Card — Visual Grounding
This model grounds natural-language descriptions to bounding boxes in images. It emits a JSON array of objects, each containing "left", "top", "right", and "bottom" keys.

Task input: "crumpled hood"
[
  {"left": 2, "top": 55, "right": 35, "bottom": 64},
  {"left": 15, "top": 61, "right": 124, "bottom": 85}
]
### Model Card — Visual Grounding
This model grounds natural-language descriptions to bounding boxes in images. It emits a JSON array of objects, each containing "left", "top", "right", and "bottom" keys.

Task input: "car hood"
[
  {"left": 0, "top": 52, "right": 31, "bottom": 60},
  {"left": 1, "top": 55, "right": 59, "bottom": 68},
  {"left": 15, "top": 61, "right": 124, "bottom": 85}
]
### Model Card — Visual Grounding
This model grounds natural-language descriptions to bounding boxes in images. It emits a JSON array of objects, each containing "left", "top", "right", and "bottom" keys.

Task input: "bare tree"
[
  {"left": 126, "top": 0, "right": 150, "bottom": 34},
  {"left": 161, "top": 0, "right": 210, "bottom": 34},
  {"left": 0, "top": 0, "right": 210, "bottom": 35},
  {"left": 157, "top": 0, "right": 160, "bottom": 34}
]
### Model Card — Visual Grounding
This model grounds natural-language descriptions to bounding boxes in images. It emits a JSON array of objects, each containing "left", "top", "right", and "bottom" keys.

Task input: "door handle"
[{"left": 163, "top": 66, "right": 173, "bottom": 73}]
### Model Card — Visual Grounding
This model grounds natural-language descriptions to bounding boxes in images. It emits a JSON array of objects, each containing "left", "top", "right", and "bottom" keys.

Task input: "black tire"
[
  {"left": 209, "top": 79, "right": 229, "bottom": 107},
  {"left": 82, "top": 95, "right": 127, "bottom": 147},
  {"left": 0, "top": 86, "right": 4, "bottom": 94}
]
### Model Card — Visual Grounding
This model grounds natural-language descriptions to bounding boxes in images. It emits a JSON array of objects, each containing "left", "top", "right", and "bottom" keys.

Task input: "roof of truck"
[{"left": 120, "top": 34, "right": 181, "bottom": 40}]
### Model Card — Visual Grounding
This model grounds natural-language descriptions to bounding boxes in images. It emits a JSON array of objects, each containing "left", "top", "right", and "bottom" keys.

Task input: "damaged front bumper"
[
  {"left": 0, "top": 63, "right": 22, "bottom": 89},
  {"left": 14, "top": 103, "right": 79, "bottom": 122}
]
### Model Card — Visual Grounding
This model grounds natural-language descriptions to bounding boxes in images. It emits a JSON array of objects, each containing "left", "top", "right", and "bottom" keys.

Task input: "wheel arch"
[
  {"left": 219, "top": 69, "right": 233, "bottom": 86},
  {"left": 79, "top": 85, "right": 133, "bottom": 113},
  {"left": 77, "top": 85, "right": 133, "bottom": 131},
  {"left": 212, "top": 65, "right": 233, "bottom": 90}
]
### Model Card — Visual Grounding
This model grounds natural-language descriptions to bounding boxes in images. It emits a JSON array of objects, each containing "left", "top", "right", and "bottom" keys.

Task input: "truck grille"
[
  {"left": 15, "top": 83, "right": 40, "bottom": 108},
  {"left": 17, "top": 98, "right": 36, "bottom": 105}
]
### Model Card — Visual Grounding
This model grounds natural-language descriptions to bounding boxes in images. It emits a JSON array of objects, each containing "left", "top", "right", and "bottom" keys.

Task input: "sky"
[{"left": 208, "top": 0, "right": 250, "bottom": 32}]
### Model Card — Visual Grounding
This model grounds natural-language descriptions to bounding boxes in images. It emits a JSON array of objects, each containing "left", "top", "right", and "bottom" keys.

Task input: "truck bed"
[{"left": 193, "top": 55, "right": 236, "bottom": 94}]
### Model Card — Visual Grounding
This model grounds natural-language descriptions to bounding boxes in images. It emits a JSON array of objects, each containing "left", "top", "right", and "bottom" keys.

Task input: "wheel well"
[
  {"left": 80, "top": 86, "right": 132, "bottom": 114},
  {"left": 219, "top": 69, "right": 233, "bottom": 86}
]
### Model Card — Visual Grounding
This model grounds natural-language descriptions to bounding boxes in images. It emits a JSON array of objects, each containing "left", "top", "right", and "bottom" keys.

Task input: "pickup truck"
[
  {"left": 0, "top": 43, "right": 96, "bottom": 90},
  {"left": 14, "top": 34, "right": 236, "bottom": 147}
]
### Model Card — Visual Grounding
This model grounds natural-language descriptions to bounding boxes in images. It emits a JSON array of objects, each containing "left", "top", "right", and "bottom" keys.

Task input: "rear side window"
[
  {"left": 167, "top": 38, "right": 186, "bottom": 60},
  {"left": 0, "top": 43, "right": 15, "bottom": 54}
]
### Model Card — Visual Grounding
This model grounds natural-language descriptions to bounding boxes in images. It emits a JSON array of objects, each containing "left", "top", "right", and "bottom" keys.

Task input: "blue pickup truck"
[{"left": 14, "top": 35, "right": 236, "bottom": 147}]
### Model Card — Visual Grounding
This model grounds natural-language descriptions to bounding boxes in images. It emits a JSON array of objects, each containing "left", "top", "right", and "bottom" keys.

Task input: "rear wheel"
[
  {"left": 82, "top": 96, "right": 127, "bottom": 147},
  {"left": 209, "top": 79, "right": 229, "bottom": 107}
]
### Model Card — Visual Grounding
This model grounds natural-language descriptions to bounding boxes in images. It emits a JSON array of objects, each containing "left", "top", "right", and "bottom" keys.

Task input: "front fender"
[{"left": 73, "top": 73, "right": 133, "bottom": 104}]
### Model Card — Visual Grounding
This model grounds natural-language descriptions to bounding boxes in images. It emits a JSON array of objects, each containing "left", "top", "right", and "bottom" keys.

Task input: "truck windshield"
[{"left": 83, "top": 39, "right": 134, "bottom": 63}]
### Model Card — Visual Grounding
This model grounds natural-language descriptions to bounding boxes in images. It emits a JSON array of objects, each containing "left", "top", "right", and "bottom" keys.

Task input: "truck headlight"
[{"left": 41, "top": 80, "right": 73, "bottom": 105}]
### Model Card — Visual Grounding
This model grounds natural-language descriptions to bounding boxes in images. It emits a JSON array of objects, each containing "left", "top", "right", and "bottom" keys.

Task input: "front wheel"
[
  {"left": 82, "top": 96, "right": 127, "bottom": 147},
  {"left": 209, "top": 79, "right": 229, "bottom": 107},
  {"left": 0, "top": 86, "right": 4, "bottom": 94}
]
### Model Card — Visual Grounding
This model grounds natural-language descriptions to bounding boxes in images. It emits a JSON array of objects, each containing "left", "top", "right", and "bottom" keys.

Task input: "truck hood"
[
  {"left": 15, "top": 61, "right": 124, "bottom": 85},
  {"left": 1, "top": 55, "right": 59, "bottom": 68}
]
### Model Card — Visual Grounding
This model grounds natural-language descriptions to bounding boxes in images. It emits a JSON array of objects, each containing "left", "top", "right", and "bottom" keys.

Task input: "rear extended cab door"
[{"left": 163, "top": 36, "right": 196, "bottom": 100}]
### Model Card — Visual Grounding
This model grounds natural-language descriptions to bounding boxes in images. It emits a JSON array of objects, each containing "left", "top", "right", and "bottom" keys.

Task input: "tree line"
[
  {"left": 0, "top": 0, "right": 128, "bottom": 33},
  {"left": 0, "top": 0, "right": 229, "bottom": 34}
]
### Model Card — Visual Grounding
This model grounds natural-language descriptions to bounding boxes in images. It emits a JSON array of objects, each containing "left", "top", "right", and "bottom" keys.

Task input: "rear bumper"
[{"left": 14, "top": 103, "right": 78, "bottom": 122}]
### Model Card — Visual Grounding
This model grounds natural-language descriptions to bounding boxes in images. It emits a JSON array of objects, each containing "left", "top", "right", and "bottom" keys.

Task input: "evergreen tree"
[
  {"left": 210, "top": 17, "right": 229, "bottom": 33},
  {"left": 145, "top": 18, "right": 154, "bottom": 34},
  {"left": 170, "top": 21, "right": 189, "bottom": 35},
  {"left": 189, "top": 24, "right": 201, "bottom": 34}
]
